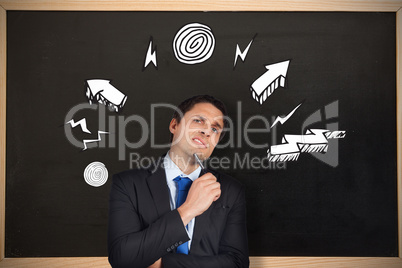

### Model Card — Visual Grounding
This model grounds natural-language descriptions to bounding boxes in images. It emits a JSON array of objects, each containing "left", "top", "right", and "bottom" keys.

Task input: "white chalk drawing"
[
  {"left": 86, "top": 79, "right": 127, "bottom": 112},
  {"left": 173, "top": 23, "right": 215, "bottom": 65},
  {"left": 267, "top": 129, "right": 346, "bottom": 162},
  {"left": 66, "top": 118, "right": 91, "bottom": 134},
  {"left": 143, "top": 37, "right": 158, "bottom": 70},
  {"left": 250, "top": 60, "right": 290, "bottom": 105},
  {"left": 271, "top": 102, "right": 303, "bottom": 128},
  {"left": 83, "top": 161, "right": 108, "bottom": 187},
  {"left": 234, "top": 34, "right": 257, "bottom": 68},
  {"left": 83, "top": 131, "right": 108, "bottom": 150},
  {"left": 302, "top": 100, "right": 342, "bottom": 167}
]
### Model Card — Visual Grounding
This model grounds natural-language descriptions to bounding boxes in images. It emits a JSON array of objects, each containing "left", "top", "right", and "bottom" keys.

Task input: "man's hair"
[{"left": 171, "top": 95, "right": 229, "bottom": 142}]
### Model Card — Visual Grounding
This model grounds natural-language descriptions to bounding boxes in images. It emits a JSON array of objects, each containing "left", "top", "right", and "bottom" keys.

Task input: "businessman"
[{"left": 108, "top": 95, "right": 249, "bottom": 268}]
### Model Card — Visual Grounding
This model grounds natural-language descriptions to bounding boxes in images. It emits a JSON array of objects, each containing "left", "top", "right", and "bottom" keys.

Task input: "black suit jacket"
[{"left": 108, "top": 158, "right": 249, "bottom": 268}]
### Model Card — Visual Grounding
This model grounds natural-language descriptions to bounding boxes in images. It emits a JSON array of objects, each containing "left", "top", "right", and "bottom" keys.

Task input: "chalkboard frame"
[{"left": 0, "top": 0, "right": 401, "bottom": 267}]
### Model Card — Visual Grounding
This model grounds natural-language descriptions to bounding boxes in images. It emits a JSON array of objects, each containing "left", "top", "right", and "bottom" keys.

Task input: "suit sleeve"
[
  {"left": 107, "top": 173, "right": 190, "bottom": 268},
  {"left": 162, "top": 185, "right": 249, "bottom": 268}
]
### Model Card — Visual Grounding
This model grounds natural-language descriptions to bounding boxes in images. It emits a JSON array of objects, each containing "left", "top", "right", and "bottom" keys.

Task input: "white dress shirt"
[{"left": 163, "top": 152, "right": 201, "bottom": 251}]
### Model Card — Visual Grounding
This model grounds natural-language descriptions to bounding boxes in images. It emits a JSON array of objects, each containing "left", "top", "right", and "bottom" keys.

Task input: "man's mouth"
[{"left": 192, "top": 137, "right": 207, "bottom": 148}]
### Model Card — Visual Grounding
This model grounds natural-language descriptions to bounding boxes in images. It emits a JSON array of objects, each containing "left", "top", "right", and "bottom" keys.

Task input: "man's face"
[{"left": 169, "top": 102, "right": 224, "bottom": 161}]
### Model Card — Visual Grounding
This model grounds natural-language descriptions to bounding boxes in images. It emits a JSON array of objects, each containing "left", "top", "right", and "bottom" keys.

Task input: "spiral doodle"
[
  {"left": 83, "top": 161, "right": 108, "bottom": 187},
  {"left": 173, "top": 23, "right": 215, "bottom": 65}
]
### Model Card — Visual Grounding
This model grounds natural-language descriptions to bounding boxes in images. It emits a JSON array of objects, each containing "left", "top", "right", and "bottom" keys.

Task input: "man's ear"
[{"left": 169, "top": 118, "right": 178, "bottom": 135}]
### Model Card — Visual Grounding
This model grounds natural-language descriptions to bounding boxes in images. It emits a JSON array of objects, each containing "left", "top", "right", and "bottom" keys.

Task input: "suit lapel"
[
  {"left": 146, "top": 160, "right": 222, "bottom": 253},
  {"left": 146, "top": 158, "right": 172, "bottom": 217}
]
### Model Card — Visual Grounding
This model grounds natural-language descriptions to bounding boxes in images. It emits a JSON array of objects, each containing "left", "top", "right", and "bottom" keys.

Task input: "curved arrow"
[
  {"left": 86, "top": 79, "right": 127, "bottom": 112},
  {"left": 250, "top": 60, "right": 290, "bottom": 105}
]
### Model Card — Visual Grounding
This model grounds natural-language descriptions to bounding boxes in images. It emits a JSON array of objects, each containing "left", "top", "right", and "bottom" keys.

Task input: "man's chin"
[{"left": 192, "top": 150, "right": 211, "bottom": 161}]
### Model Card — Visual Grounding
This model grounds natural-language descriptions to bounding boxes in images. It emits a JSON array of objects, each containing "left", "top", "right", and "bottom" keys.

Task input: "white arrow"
[
  {"left": 267, "top": 129, "right": 348, "bottom": 162},
  {"left": 270, "top": 129, "right": 329, "bottom": 155},
  {"left": 86, "top": 79, "right": 127, "bottom": 112},
  {"left": 250, "top": 60, "right": 290, "bottom": 104}
]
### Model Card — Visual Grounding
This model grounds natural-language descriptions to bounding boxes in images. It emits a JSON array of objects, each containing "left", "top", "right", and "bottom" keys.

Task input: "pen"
[{"left": 193, "top": 153, "right": 206, "bottom": 172}]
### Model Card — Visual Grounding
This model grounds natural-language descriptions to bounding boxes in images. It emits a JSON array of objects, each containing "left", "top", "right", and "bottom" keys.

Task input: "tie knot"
[{"left": 174, "top": 176, "right": 193, "bottom": 191}]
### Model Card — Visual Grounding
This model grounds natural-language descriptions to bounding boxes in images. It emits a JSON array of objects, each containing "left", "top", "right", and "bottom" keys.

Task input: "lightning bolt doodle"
[
  {"left": 234, "top": 34, "right": 257, "bottom": 69},
  {"left": 66, "top": 118, "right": 91, "bottom": 134},
  {"left": 82, "top": 131, "right": 108, "bottom": 151},
  {"left": 267, "top": 129, "right": 346, "bottom": 162},
  {"left": 271, "top": 102, "right": 303, "bottom": 128},
  {"left": 143, "top": 36, "right": 158, "bottom": 70}
]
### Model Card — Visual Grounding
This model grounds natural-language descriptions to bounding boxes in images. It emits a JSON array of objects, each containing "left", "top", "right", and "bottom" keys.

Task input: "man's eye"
[
  {"left": 194, "top": 119, "right": 201, "bottom": 123},
  {"left": 212, "top": 127, "right": 218, "bottom": 133}
]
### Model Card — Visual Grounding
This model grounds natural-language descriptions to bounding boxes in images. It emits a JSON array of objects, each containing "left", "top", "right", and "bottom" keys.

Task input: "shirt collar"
[{"left": 164, "top": 151, "right": 201, "bottom": 183}]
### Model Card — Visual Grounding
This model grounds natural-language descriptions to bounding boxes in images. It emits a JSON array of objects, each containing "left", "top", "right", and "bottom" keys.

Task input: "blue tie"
[{"left": 173, "top": 176, "right": 193, "bottom": 254}]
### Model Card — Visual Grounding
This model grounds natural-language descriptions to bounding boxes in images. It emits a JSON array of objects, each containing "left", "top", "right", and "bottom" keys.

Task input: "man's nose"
[{"left": 200, "top": 124, "right": 211, "bottom": 137}]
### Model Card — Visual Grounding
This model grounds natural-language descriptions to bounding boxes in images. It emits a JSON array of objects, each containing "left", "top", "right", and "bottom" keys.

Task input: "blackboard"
[{"left": 5, "top": 11, "right": 398, "bottom": 258}]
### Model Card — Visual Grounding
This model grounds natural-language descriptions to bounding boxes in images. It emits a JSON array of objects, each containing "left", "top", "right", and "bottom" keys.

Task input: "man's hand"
[
  {"left": 177, "top": 173, "right": 221, "bottom": 226},
  {"left": 148, "top": 258, "right": 162, "bottom": 268}
]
